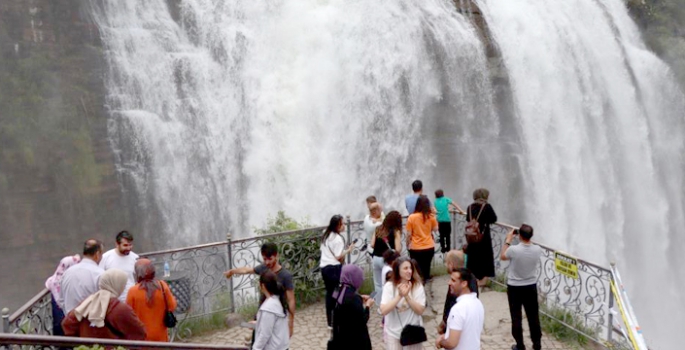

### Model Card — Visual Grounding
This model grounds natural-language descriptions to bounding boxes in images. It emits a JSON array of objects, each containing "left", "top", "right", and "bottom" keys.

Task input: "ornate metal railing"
[
  {"left": 449, "top": 212, "right": 634, "bottom": 349},
  {"left": 3, "top": 213, "right": 640, "bottom": 349}
]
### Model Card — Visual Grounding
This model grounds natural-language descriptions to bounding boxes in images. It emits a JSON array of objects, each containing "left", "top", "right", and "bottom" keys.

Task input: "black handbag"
[
  {"left": 160, "top": 281, "right": 177, "bottom": 328},
  {"left": 394, "top": 288, "right": 427, "bottom": 346},
  {"left": 400, "top": 324, "right": 427, "bottom": 346}
]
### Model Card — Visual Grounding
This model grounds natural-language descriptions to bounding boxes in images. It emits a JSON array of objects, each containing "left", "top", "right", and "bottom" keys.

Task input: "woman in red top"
[
  {"left": 126, "top": 258, "right": 177, "bottom": 342},
  {"left": 406, "top": 195, "right": 438, "bottom": 283}
]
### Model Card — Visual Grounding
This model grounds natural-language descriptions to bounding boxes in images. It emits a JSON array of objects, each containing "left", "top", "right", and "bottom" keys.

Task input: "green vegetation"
[
  {"left": 539, "top": 302, "right": 599, "bottom": 348},
  {"left": 627, "top": 0, "right": 685, "bottom": 86},
  {"left": 175, "top": 290, "right": 235, "bottom": 338},
  {"left": 255, "top": 211, "right": 322, "bottom": 308},
  {"left": 485, "top": 273, "right": 508, "bottom": 293}
]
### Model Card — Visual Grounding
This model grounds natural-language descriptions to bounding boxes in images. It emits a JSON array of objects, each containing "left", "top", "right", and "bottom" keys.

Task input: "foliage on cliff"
[{"left": 627, "top": 0, "right": 685, "bottom": 86}]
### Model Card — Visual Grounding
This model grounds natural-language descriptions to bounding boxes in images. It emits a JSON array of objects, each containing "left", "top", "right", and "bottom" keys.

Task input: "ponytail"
[{"left": 259, "top": 271, "right": 288, "bottom": 315}]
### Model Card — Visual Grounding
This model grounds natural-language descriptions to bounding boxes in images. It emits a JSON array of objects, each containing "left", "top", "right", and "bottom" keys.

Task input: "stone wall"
[{"left": 0, "top": 0, "right": 145, "bottom": 310}]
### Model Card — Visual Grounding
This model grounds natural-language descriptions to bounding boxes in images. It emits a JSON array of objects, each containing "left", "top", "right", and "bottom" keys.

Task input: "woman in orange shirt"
[
  {"left": 406, "top": 195, "right": 438, "bottom": 283},
  {"left": 126, "top": 258, "right": 177, "bottom": 342}
]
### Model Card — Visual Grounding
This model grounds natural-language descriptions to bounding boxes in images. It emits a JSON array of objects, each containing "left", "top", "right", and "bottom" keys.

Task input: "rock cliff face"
[{"left": 0, "top": 0, "right": 145, "bottom": 310}]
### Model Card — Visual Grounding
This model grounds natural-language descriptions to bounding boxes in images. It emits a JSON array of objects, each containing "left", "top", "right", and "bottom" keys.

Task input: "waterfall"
[
  {"left": 476, "top": 0, "right": 685, "bottom": 348},
  {"left": 89, "top": 0, "right": 683, "bottom": 347},
  {"left": 88, "top": 0, "right": 506, "bottom": 245}
]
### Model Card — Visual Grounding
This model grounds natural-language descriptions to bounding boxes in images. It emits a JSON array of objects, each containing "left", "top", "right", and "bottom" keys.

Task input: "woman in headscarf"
[
  {"left": 465, "top": 188, "right": 498, "bottom": 287},
  {"left": 329, "top": 264, "right": 374, "bottom": 350},
  {"left": 126, "top": 258, "right": 177, "bottom": 342},
  {"left": 62, "top": 269, "right": 146, "bottom": 340},
  {"left": 45, "top": 254, "right": 80, "bottom": 336}
]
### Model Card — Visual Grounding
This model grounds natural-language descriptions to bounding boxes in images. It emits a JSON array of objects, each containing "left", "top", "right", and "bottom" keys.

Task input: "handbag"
[
  {"left": 464, "top": 204, "right": 486, "bottom": 245},
  {"left": 393, "top": 288, "right": 427, "bottom": 346},
  {"left": 160, "top": 281, "right": 177, "bottom": 328}
]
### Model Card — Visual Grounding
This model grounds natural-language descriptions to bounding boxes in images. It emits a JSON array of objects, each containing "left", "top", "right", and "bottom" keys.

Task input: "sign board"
[{"left": 554, "top": 251, "right": 579, "bottom": 279}]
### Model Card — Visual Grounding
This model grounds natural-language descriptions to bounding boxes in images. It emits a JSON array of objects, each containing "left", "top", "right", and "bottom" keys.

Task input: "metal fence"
[{"left": 2, "top": 213, "right": 637, "bottom": 349}]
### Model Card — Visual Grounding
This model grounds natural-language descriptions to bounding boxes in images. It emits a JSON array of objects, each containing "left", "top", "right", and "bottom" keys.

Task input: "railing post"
[
  {"left": 451, "top": 211, "right": 456, "bottom": 250},
  {"left": 226, "top": 233, "right": 235, "bottom": 313},
  {"left": 1, "top": 308, "right": 9, "bottom": 333},
  {"left": 607, "top": 262, "right": 615, "bottom": 343},
  {"left": 346, "top": 215, "right": 351, "bottom": 264}
]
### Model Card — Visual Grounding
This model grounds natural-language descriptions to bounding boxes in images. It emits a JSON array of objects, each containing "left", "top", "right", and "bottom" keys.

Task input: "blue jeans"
[{"left": 372, "top": 256, "right": 385, "bottom": 304}]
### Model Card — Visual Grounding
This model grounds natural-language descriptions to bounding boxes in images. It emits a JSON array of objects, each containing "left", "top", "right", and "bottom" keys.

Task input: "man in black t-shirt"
[{"left": 224, "top": 243, "right": 295, "bottom": 336}]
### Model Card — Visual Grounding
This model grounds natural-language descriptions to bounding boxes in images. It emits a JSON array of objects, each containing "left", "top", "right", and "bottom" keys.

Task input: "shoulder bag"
[{"left": 160, "top": 281, "right": 177, "bottom": 328}]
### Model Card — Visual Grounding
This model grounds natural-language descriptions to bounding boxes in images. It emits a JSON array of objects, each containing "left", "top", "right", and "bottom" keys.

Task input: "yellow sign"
[{"left": 554, "top": 251, "right": 579, "bottom": 279}]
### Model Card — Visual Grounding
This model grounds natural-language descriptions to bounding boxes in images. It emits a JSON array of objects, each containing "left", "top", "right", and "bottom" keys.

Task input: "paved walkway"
[{"left": 190, "top": 275, "right": 575, "bottom": 349}]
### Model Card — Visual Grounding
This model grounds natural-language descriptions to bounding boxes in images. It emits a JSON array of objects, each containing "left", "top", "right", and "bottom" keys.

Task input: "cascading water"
[
  {"left": 476, "top": 0, "right": 685, "bottom": 348},
  {"left": 89, "top": 0, "right": 683, "bottom": 347},
  {"left": 88, "top": 0, "right": 509, "bottom": 244}
]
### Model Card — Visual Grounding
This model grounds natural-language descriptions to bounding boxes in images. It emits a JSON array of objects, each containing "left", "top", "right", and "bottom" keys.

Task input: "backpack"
[{"left": 464, "top": 204, "right": 485, "bottom": 245}]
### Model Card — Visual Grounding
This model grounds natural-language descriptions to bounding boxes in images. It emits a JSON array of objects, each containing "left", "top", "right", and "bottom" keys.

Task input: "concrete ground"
[{"left": 189, "top": 274, "right": 576, "bottom": 349}]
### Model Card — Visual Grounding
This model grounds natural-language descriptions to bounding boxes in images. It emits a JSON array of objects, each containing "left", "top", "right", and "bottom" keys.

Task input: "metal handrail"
[
  {"left": 8, "top": 289, "right": 49, "bottom": 324},
  {"left": 0, "top": 333, "right": 248, "bottom": 349}
]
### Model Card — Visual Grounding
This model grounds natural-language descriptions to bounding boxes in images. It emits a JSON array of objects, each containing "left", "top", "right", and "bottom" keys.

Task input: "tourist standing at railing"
[
  {"left": 329, "top": 264, "right": 374, "bottom": 350},
  {"left": 45, "top": 254, "right": 81, "bottom": 336},
  {"left": 435, "top": 268, "right": 484, "bottom": 350},
  {"left": 99, "top": 231, "right": 139, "bottom": 302},
  {"left": 60, "top": 239, "right": 104, "bottom": 314},
  {"left": 126, "top": 258, "right": 177, "bottom": 342},
  {"left": 223, "top": 243, "right": 296, "bottom": 337},
  {"left": 253, "top": 271, "right": 290, "bottom": 350},
  {"left": 405, "top": 180, "right": 430, "bottom": 215},
  {"left": 364, "top": 201, "right": 384, "bottom": 241},
  {"left": 371, "top": 210, "right": 403, "bottom": 304},
  {"left": 62, "top": 269, "right": 146, "bottom": 341},
  {"left": 465, "top": 188, "right": 497, "bottom": 287},
  {"left": 434, "top": 189, "right": 465, "bottom": 253},
  {"left": 380, "top": 257, "right": 426, "bottom": 350},
  {"left": 406, "top": 195, "right": 438, "bottom": 283},
  {"left": 319, "top": 215, "right": 354, "bottom": 328},
  {"left": 500, "top": 224, "right": 542, "bottom": 350}
]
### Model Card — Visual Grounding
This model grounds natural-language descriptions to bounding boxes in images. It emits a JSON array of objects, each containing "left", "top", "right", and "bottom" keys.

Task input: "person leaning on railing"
[
  {"left": 45, "top": 254, "right": 81, "bottom": 337},
  {"left": 223, "top": 243, "right": 296, "bottom": 337}
]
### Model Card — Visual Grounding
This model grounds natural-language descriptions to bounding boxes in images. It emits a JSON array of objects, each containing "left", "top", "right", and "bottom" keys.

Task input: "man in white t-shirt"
[
  {"left": 436, "top": 268, "right": 484, "bottom": 350},
  {"left": 99, "top": 230, "right": 139, "bottom": 302}
]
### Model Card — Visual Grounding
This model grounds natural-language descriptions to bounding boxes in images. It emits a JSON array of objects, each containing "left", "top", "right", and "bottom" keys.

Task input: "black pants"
[
  {"left": 321, "top": 264, "right": 342, "bottom": 327},
  {"left": 507, "top": 284, "right": 542, "bottom": 350},
  {"left": 438, "top": 222, "right": 452, "bottom": 252},
  {"left": 409, "top": 248, "right": 434, "bottom": 283}
]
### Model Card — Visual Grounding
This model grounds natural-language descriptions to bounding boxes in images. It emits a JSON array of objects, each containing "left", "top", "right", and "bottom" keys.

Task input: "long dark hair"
[
  {"left": 377, "top": 210, "right": 402, "bottom": 239},
  {"left": 414, "top": 195, "right": 432, "bottom": 221},
  {"left": 322, "top": 214, "right": 344, "bottom": 242},
  {"left": 260, "top": 271, "right": 287, "bottom": 314},
  {"left": 391, "top": 256, "right": 422, "bottom": 287}
]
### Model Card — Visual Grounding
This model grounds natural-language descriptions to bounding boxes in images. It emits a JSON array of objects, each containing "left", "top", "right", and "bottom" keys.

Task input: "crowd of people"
[
  {"left": 46, "top": 231, "right": 177, "bottom": 343},
  {"left": 221, "top": 179, "right": 544, "bottom": 350},
  {"left": 44, "top": 179, "right": 543, "bottom": 350}
]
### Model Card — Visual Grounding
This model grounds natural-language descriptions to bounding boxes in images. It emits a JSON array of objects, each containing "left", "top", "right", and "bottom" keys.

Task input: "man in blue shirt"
[{"left": 405, "top": 179, "right": 427, "bottom": 214}]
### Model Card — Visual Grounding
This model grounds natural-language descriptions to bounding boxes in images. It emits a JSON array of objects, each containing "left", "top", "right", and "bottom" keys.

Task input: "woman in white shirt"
[
  {"left": 380, "top": 257, "right": 426, "bottom": 349},
  {"left": 320, "top": 215, "right": 353, "bottom": 328}
]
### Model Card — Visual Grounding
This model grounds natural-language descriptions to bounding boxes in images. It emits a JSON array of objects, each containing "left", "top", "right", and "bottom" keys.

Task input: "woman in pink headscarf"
[{"left": 45, "top": 254, "right": 80, "bottom": 336}]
